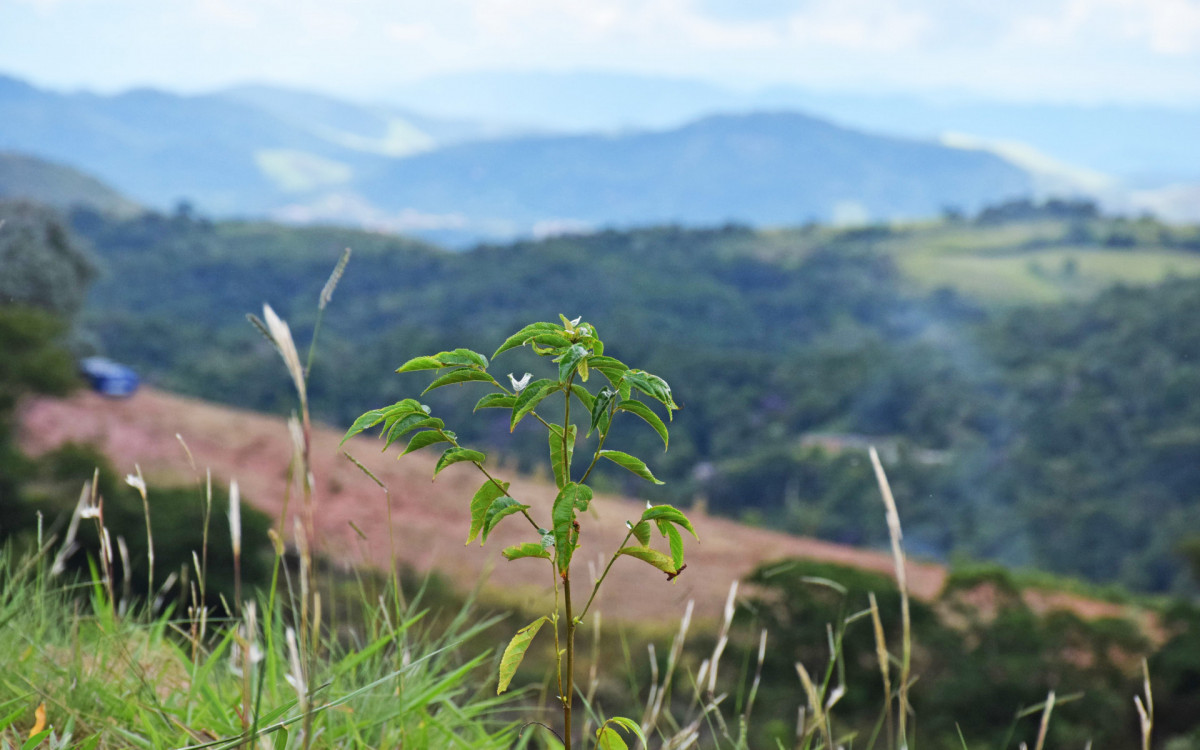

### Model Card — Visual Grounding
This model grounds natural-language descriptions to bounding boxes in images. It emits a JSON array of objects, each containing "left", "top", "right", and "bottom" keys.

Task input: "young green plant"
[{"left": 342, "top": 315, "right": 698, "bottom": 750}]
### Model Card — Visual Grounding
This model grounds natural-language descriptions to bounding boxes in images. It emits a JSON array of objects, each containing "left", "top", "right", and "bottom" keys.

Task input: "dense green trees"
[
  {"left": 60, "top": 205, "right": 1200, "bottom": 592},
  {"left": 0, "top": 201, "right": 271, "bottom": 604}
]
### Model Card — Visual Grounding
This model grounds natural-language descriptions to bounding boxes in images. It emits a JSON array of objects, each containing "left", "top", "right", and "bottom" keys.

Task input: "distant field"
[{"left": 897, "top": 246, "right": 1200, "bottom": 304}]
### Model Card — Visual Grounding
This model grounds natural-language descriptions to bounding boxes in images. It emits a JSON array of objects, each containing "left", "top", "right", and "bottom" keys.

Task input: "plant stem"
[
  {"left": 578, "top": 528, "right": 635, "bottom": 622},
  {"left": 438, "top": 427, "right": 544, "bottom": 534},
  {"left": 564, "top": 570, "right": 576, "bottom": 750},
  {"left": 577, "top": 400, "right": 616, "bottom": 485}
]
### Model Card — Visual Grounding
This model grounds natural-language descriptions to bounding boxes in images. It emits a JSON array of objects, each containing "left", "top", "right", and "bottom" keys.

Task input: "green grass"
[{"left": 0, "top": 543, "right": 518, "bottom": 749}]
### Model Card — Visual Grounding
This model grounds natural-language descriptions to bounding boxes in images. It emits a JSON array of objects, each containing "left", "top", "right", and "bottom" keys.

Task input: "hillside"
[
  {"left": 21, "top": 386, "right": 1158, "bottom": 631},
  {"left": 0, "top": 152, "right": 140, "bottom": 216},
  {"left": 18, "top": 387, "right": 943, "bottom": 623}
]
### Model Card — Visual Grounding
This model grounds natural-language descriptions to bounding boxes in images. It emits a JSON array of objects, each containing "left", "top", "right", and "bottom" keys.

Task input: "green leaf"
[
  {"left": 395, "top": 355, "right": 443, "bottom": 373},
  {"left": 621, "top": 370, "right": 677, "bottom": 415},
  {"left": 607, "top": 717, "right": 648, "bottom": 748},
  {"left": 510, "top": 378, "right": 558, "bottom": 431},
  {"left": 22, "top": 730, "right": 52, "bottom": 750},
  {"left": 640, "top": 505, "right": 699, "bottom": 539},
  {"left": 497, "top": 616, "right": 548, "bottom": 694},
  {"left": 467, "top": 479, "right": 510, "bottom": 545},
  {"left": 434, "top": 348, "right": 489, "bottom": 369},
  {"left": 502, "top": 542, "right": 551, "bottom": 561},
  {"left": 664, "top": 523, "right": 684, "bottom": 571},
  {"left": 384, "top": 415, "right": 444, "bottom": 450},
  {"left": 629, "top": 520, "right": 652, "bottom": 547},
  {"left": 589, "top": 387, "right": 616, "bottom": 437},
  {"left": 589, "top": 356, "right": 629, "bottom": 386},
  {"left": 552, "top": 483, "right": 592, "bottom": 573},
  {"left": 618, "top": 546, "right": 678, "bottom": 577},
  {"left": 570, "top": 383, "right": 596, "bottom": 413},
  {"left": 556, "top": 344, "right": 589, "bottom": 383},
  {"left": 596, "top": 727, "right": 629, "bottom": 750},
  {"left": 548, "top": 424, "right": 577, "bottom": 489},
  {"left": 483, "top": 497, "right": 530, "bottom": 543},
  {"left": 599, "top": 450, "right": 664, "bottom": 484},
  {"left": 434, "top": 447, "right": 486, "bottom": 478},
  {"left": 475, "top": 393, "right": 516, "bottom": 411},
  {"left": 493, "top": 322, "right": 563, "bottom": 359},
  {"left": 422, "top": 368, "right": 497, "bottom": 395},
  {"left": 343, "top": 398, "right": 425, "bottom": 444},
  {"left": 381, "top": 401, "right": 431, "bottom": 436},
  {"left": 402, "top": 430, "right": 451, "bottom": 456},
  {"left": 616, "top": 399, "right": 669, "bottom": 450},
  {"left": 341, "top": 409, "right": 384, "bottom": 445}
]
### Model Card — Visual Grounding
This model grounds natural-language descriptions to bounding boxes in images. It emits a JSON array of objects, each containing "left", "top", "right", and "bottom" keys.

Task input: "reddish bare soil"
[{"left": 17, "top": 388, "right": 1150, "bottom": 630}]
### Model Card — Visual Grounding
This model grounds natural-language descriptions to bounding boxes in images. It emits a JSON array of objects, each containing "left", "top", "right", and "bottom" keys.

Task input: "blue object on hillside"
[{"left": 80, "top": 357, "right": 140, "bottom": 397}]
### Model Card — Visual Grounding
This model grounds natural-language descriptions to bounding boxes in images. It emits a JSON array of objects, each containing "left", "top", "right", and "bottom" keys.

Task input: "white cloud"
[
  {"left": 1, "top": 0, "right": 1198, "bottom": 103},
  {"left": 1008, "top": 0, "right": 1200, "bottom": 55},
  {"left": 784, "top": 0, "right": 931, "bottom": 53}
]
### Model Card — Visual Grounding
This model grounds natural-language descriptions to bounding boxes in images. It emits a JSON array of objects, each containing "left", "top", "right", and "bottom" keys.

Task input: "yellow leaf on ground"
[{"left": 29, "top": 702, "right": 46, "bottom": 738}]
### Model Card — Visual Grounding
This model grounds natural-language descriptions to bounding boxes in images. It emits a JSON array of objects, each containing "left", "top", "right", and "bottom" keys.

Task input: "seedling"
[{"left": 343, "top": 315, "right": 697, "bottom": 749}]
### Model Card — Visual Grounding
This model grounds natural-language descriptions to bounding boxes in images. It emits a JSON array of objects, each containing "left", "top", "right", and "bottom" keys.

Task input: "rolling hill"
[
  {"left": 0, "top": 151, "right": 140, "bottom": 216},
  {"left": 0, "top": 73, "right": 1035, "bottom": 241}
]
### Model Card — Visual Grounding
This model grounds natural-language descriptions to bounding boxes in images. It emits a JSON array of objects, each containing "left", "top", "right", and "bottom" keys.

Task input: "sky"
[{"left": 1, "top": 0, "right": 1200, "bottom": 105}]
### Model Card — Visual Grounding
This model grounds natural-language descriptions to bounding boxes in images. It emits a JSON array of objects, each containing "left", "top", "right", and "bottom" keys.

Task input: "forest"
[{"left": 44, "top": 198, "right": 1200, "bottom": 594}]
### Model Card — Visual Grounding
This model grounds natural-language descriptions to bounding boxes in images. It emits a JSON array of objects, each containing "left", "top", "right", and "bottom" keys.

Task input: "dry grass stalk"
[
  {"left": 868, "top": 591, "right": 894, "bottom": 749},
  {"left": 1033, "top": 691, "right": 1055, "bottom": 750},
  {"left": 1135, "top": 659, "right": 1153, "bottom": 750},
  {"left": 796, "top": 660, "right": 832, "bottom": 750},
  {"left": 870, "top": 446, "right": 911, "bottom": 750},
  {"left": 125, "top": 464, "right": 153, "bottom": 594}
]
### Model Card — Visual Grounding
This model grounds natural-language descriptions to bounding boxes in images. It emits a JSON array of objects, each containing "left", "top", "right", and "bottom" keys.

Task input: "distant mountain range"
[
  {"left": 389, "top": 70, "right": 1200, "bottom": 185},
  {"left": 9, "top": 71, "right": 1191, "bottom": 242}
]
